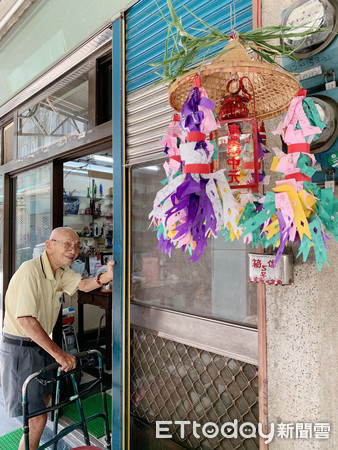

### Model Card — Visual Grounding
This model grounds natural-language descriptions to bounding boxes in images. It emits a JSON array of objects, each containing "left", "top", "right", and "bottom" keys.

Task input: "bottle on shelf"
[
  {"left": 93, "top": 178, "right": 97, "bottom": 198},
  {"left": 105, "top": 225, "right": 113, "bottom": 247},
  {"left": 95, "top": 203, "right": 102, "bottom": 216}
]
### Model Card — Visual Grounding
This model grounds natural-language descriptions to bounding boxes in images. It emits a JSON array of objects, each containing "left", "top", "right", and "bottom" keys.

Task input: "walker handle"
[{"left": 43, "top": 351, "right": 91, "bottom": 373}]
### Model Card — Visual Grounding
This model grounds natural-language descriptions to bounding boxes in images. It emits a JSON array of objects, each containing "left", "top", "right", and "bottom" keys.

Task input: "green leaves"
[{"left": 152, "top": 0, "right": 331, "bottom": 85}]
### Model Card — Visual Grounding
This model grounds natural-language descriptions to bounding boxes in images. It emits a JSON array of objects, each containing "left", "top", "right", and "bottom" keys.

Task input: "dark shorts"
[{"left": 0, "top": 336, "right": 54, "bottom": 418}]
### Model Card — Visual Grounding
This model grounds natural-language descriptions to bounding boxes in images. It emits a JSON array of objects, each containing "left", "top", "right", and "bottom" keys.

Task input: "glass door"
[
  {"left": 62, "top": 151, "right": 113, "bottom": 277},
  {"left": 61, "top": 150, "right": 113, "bottom": 360},
  {"left": 129, "top": 161, "right": 259, "bottom": 449},
  {"left": 13, "top": 165, "right": 52, "bottom": 271}
]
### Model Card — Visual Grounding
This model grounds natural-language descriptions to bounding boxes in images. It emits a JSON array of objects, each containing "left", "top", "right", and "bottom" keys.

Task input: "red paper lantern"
[
  {"left": 218, "top": 78, "right": 251, "bottom": 120},
  {"left": 217, "top": 77, "right": 259, "bottom": 193}
]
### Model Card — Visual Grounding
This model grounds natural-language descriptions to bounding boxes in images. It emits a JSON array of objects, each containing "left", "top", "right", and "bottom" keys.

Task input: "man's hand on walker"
[{"left": 55, "top": 351, "right": 76, "bottom": 372}]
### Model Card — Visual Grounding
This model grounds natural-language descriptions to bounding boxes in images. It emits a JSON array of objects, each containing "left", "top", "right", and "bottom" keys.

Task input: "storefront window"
[
  {"left": 15, "top": 166, "right": 51, "bottom": 270},
  {"left": 130, "top": 163, "right": 257, "bottom": 327},
  {"left": 17, "top": 73, "right": 88, "bottom": 158},
  {"left": 3, "top": 121, "right": 14, "bottom": 164}
]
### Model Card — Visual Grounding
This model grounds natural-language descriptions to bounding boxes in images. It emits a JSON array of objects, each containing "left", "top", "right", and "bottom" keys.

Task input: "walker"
[{"left": 22, "top": 349, "right": 111, "bottom": 450}]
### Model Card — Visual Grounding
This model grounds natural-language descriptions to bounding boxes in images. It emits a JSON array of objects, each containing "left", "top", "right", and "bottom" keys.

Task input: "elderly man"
[{"left": 0, "top": 227, "right": 114, "bottom": 450}]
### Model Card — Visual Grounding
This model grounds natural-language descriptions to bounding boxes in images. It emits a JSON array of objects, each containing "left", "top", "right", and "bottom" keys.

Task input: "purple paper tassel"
[
  {"left": 157, "top": 233, "right": 175, "bottom": 257},
  {"left": 180, "top": 87, "right": 204, "bottom": 132},
  {"left": 164, "top": 174, "right": 217, "bottom": 262}
]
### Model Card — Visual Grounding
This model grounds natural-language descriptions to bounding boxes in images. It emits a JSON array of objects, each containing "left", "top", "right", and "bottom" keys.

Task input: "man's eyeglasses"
[{"left": 50, "top": 239, "right": 82, "bottom": 252}]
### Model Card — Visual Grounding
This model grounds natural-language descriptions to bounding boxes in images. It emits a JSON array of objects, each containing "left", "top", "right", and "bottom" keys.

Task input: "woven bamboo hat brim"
[{"left": 168, "top": 39, "right": 301, "bottom": 120}]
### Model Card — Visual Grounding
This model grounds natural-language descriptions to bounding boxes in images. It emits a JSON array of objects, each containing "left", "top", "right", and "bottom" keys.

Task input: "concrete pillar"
[{"left": 262, "top": 1, "right": 338, "bottom": 447}]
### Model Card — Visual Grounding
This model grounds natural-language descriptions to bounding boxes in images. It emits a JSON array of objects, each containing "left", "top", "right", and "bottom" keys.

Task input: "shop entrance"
[
  {"left": 61, "top": 150, "right": 113, "bottom": 369},
  {"left": 9, "top": 149, "right": 114, "bottom": 371},
  {"left": 62, "top": 152, "right": 113, "bottom": 276}
]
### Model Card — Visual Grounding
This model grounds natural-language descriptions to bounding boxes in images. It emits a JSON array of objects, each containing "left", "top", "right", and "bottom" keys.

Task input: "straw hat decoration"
[{"left": 168, "top": 39, "right": 301, "bottom": 121}]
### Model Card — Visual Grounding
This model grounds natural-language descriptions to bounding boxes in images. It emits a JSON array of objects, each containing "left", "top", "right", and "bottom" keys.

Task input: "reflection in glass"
[
  {"left": 4, "top": 121, "right": 14, "bottom": 164},
  {"left": 17, "top": 73, "right": 88, "bottom": 158},
  {"left": 131, "top": 163, "right": 257, "bottom": 327},
  {"left": 15, "top": 166, "right": 51, "bottom": 269}
]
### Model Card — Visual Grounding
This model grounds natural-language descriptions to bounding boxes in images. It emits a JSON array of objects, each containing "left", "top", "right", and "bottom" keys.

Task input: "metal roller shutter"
[
  {"left": 125, "top": 0, "right": 253, "bottom": 163},
  {"left": 126, "top": 83, "right": 173, "bottom": 165}
]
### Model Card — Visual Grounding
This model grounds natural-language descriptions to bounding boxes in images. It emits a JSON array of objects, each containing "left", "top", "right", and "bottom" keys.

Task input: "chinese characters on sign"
[
  {"left": 216, "top": 118, "right": 259, "bottom": 192},
  {"left": 248, "top": 254, "right": 293, "bottom": 285}
]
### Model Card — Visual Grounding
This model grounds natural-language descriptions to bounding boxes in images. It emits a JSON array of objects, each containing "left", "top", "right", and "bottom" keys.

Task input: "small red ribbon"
[
  {"left": 187, "top": 131, "right": 206, "bottom": 142},
  {"left": 169, "top": 155, "right": 181, "bottom": 162},
  {"left": 184, "top": 164, "right": 210, "bottom": 174},
  {"left": 287, "top": 143, "right": 310, "bottom": 154},
  {"left": 285, "top": 173, "right": 311, "bottom": 182}
]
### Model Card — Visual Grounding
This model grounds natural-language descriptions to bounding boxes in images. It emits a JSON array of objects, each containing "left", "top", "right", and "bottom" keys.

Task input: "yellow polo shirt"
[{"left": 3, "top": 250, "right": 82, "bottom": 337}]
